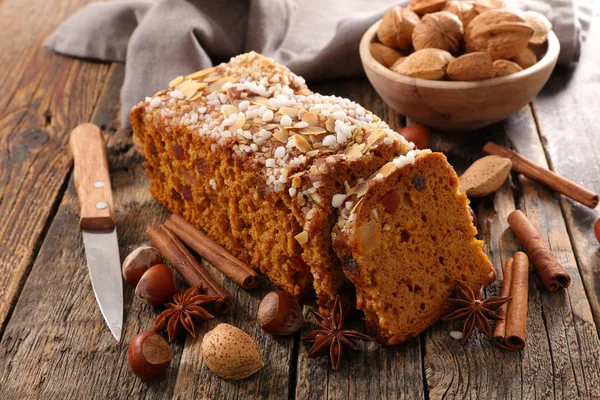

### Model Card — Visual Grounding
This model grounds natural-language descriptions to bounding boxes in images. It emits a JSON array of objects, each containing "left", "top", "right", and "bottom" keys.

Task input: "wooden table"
[{"left": 1, "top": 1, "right": 599, "bottom": 398}]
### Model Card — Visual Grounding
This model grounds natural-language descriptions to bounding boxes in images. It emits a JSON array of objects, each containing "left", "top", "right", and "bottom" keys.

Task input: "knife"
[{"left": 69, "top": 123, "right": 123, "bottom": 342}]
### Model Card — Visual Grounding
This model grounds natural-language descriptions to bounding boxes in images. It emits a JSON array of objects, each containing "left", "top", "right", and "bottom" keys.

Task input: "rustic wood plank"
[
  {"left": 421, "top": 105, "right": 600, "bottom": 399},
  {"left": 294, "top": 79, "right": 425, "bottom": 400},
  {"left": 0, "top": 0, "right": 111, "bottom": 331},
  {"left": 532, "top": 4, "right": 600, "bottom": 332}
]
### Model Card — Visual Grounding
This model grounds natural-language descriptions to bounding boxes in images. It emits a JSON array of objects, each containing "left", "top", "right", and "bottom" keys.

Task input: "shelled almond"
[{"left": 372, "top": 2, "right": 552, "bottom": 81}]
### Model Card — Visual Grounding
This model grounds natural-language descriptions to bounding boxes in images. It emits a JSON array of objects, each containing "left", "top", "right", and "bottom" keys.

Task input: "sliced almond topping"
[
  {"left": 293, "top": 134, "right": 311, "bottom": 153},
  {"left": 273, "top": 128, "right": 289, "bottom": 143},
  {"left": 344, "top": 143, "right": 366, "bottom": 159},
  {"left": 232, "top": 116, "right": 246, "bottom": 131},
  {"left": 375, "top": 162, "right": 397, "bottom": 178},
  {"left": 298, "top": 126, "right": 326, "bottom": 135},
  {"left": 186, "top": 66, "right": 216, "bottom": 80},
  {"left": 278, "top": 107, "right": 299, "bottom": 118},
  {"left": 221, "top": 105, "right": 240, "bottom": 118},
  {"left": 346, "top": 181, "right": 369, "bottom": 198},
  {"left": 189, "top": 90, "right": 205, "bottom": 101},
  {"left": 306, "top": 149, "right": 320, "bottom": 157},
  {"left": 169, "top": 76, "right": 184, "bottom": 88},
  {"left": 206, "top": 77, "right": 235, "bottom": 93},
  {"left": 301, "top": 112, "right": 319, "bottom": 126},
  {"left": 294, "top": 230, "right": 309, "bottom": 245},
  {"left": 297, "top": 108, "right": 308, "bottom": 119},
  {"left": 350, "top": 197, "right": 364, "bottom": 215},
  {"left": 263, "top": 124, "right": 279, "bottom": 130},
  {"left": 176, "top": 80, "right": 208, "bottom": 100},
  {"left": 289, "top": 171, "right": 305, "bottom": 179},
  {"left": 248, "top": 96, "right": 270, "bottom": 107},
  {"left": 325, "top": 118, "right": 335, "bottom": 133}
]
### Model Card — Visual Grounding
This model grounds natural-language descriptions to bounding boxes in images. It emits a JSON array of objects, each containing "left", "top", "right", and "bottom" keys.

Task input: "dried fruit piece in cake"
[{"left": 333, "top": 151, "right": 495, "bottom": 345}]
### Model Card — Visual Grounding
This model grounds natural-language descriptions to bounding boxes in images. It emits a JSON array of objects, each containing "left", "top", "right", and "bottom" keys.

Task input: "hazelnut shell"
[
  {"left": 201, "top": 323, "right": 264, "bottom": 380},
  {"left": 122, "top": 246, "right": 164, "bottom": 286},
  {"left": 399, "top": 125, "right": 431, "bottom": 150},
  {"left": 258, "top": 291, "right": 304, "bottom": 335},
  {"left": 128, "top": 331, "right": 172, "bottom": 380},
  {"left": 135, "top": 264, "right": 177, "bottom": 306}
]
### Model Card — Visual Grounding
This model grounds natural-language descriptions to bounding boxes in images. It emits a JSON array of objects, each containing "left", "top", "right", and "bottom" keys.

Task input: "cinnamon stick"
[
  {"left": 493, "top": 257, "right": 514, "bottom": 348},
  {"left": 483, "top": 142, "right": 599, "bottom": 209},
  {"left": 507, "top": 210, "right": 570, "bottom": 291},
  {"left": 164, "top": 214, "right": 259, "bottom": 290},
  {"left": 146, "top": 225, "right": 232, "bottom": 315},
  {"left": 504, "top": 252, "right": 529, "bottom": 351}
]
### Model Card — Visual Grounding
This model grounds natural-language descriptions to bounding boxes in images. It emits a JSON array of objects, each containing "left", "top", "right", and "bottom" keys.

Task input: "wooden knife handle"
[{"left": 69, "top": 123, "right": 116, "bottom": 230}]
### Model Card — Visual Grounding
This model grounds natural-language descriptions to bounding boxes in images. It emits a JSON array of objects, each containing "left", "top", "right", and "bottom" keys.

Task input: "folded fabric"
[{"left": 44, "top": 0, "right": 592, "bottom": 128}]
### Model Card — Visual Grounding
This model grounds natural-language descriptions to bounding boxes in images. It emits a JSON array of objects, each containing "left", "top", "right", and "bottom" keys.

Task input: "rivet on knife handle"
[{"left": 69, "top": 123, "right": 115, "bottom": 230}]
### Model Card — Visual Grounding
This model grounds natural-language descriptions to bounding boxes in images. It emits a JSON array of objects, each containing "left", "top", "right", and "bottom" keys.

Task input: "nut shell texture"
[
  {"left": 465, "top": 9, "right": 534, "bottom": 60},
  {"left": 492, "top": 59, "right": 523, "bottom": 77},
  {"left": 473, "top": 0, "right": 507, "bottom": 14},
  {"left": 396, "top": 48, "right": 455, "bottom": 80},
  {"left": 523, "top": 11, "right": 552, "bottom": 45},
  {"left": 511, "top": 47, "right": 537, "bottom": 69},
  {"left": 370, "top": 42, "right": 401, "bottom": 68},
  {"left": 408, "top": 0, "right": 448, "bottom": 16},
  {"left": 412, "top": 12, "right": 464, "bottom": 55},
  {"left": 442, "top": 1, "right": 477, "bottom": 28},
  {"left": 459, "top": 155, "right": 512, "bottom": 197},
  {"left": 202, "top": 323, "right": 264, "bottom": 380},
  {"left": 122, "top": 246, "right": 164, "bottom": 285},
  {"left": 447, "top": 52, "right": 494, "bottom": 81},
  {"left": 377, "top": 6, "right": 420, "bottom": 50}
]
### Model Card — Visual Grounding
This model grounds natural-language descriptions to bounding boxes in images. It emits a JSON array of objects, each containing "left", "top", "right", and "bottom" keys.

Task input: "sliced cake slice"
[{"left": 332, "top": 150, "right": 495, "bottom": 345}]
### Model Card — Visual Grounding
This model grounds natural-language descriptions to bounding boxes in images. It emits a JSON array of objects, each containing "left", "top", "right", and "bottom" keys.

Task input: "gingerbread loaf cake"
[
  {"left": 131, "top": 52, "right": 495, "bottom": 343},
  {"left": 332, "top": 151, "right": 495, "bottom": 344}
]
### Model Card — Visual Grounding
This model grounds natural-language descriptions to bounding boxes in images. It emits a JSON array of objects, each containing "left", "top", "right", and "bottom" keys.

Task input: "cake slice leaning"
[{"left": 332, "top": 150, "right": 496, "bottom": 345}]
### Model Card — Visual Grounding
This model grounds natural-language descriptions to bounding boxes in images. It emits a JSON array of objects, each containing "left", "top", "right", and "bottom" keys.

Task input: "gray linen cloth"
[{"left": 45, "top": 0, "right": 593, "bottom": 127}]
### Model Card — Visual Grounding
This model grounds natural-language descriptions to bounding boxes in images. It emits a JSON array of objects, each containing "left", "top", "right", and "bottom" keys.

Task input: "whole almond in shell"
[
  {"left": 465, "top": 9, "right": 534, "bottom": 60},
  {"left": 377, "top": 6, "right": 420, "bottom": 50},
  {"left": 443, "top": 1, "right": 478, "bottom": 28},
  {"left": 459, "top": 155, "right": 512, "bottom": 197},
  {"left": 370, "top": 42, "right": 402, "bottom": 68},
  {"left": 391, "top": 57, "right": 407, "bottom": 71},
  {"left": 408, "top": 0, "right": 448, "bottom": 16},
  {"left": 447, "top": 52, "right": 494, "bottom": 81},
  {"left": 395, "top": 48, "right": 455, "bottom": 80},
  {"left": 493, "top": 59, "right": 523, "bottom": 77},
  {"left": 201, "top": 323, "right": 264, "bottom": 380},
  {"left": 473, "top": 0, "right": 506, "bottom": 14},
  {"left": 412, "top": 11, "right": 464, "bottom": 55},
  {"left": 511, "top": 47, "right": 537, "bottom": 69},
  {"left": 523, "top": 11, "right": 552, "bottom": 45}
]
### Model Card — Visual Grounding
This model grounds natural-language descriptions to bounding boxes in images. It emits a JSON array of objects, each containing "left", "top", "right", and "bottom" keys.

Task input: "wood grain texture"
[
  {"left": 532, "top": 4, "right": 600, "bottom": 333},
  {"left": 70, "top": 123, "right": 116, "bottom": 229},
  {"left": 0, "top": 0, "right": 111, "bottom": 330},
  {"left": 420, "top": 106, "right": 600, "bottom": 399}
]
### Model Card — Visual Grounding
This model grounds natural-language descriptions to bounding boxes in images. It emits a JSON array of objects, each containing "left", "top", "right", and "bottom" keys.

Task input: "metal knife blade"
[
  {"left": 82, "top": 228, "right": 123, "bottom": 341},
  {"left": 69, "top": 123, "right": 123, "bottom": 342}
]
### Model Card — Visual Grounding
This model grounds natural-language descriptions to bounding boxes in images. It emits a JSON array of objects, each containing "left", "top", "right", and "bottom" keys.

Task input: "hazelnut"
[
  {"left": 465, "top": 9, "right": 534, "bottom": 60},
  {"left": 122, "top": 246, "right": 164, "bottom": 286},
  {"left": 447, "top": 52, "right": 494, "bottom": 81},
  {"left": 442, "top": 1, "right": 477, "bottom": 28},
  {"left": 395, "top": 48, "right": 455, "bottom": 80},
  {"left": 399, "top": 125, "right": 431, "bottom": 150},
  {"left": 128, "top": 331, "right": 172, "bottom": 380},
  {"left": 492, "top": 59, "right": 523, "bottom": 77},
  {"left": 201, "top": 323, "right": 264, "bottom": 380},
  {"left": 377, "top": 6, "right": 420, "bottom": 50},
  {"left": 408, "top": 0, "right": 448, "bottom": 16},
  {"left": 258, "top": 291, "right": 304, "bottom": 335},
  {"left": 594, "top": 218, "right": 600, "bottom": 244},
  {"left": 412, "top": 11, "right": 464, "bottom": 55},
  {"left": 511, "top": 47, "right": 537, "bottom": 69},
  {"left": 135, "top": 264, "right": 177, "bottom": 306},
  {"left": 370, "top": 42, "right": 402, "bottom": 68}
]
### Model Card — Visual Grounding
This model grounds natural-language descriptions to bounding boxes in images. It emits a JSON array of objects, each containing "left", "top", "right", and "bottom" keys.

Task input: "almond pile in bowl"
[{"left": 371, "top": 0, "right": 552, "bottom": 81}]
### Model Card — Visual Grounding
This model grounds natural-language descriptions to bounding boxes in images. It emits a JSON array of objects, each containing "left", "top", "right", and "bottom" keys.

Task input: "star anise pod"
[
  {"left": 153, "top": 286, "right": 217, "bottom": 342},
  {"left": 442, "top": 280, "right": 511, "bottom": 344},
  {"left": 302, "top": 295, "right": 373, "bottom": 371}
]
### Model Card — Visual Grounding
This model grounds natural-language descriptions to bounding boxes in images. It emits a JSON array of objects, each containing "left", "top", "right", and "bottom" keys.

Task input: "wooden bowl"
[{"left": 359, "top": 20, "right": 560, "bottom": 131}]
